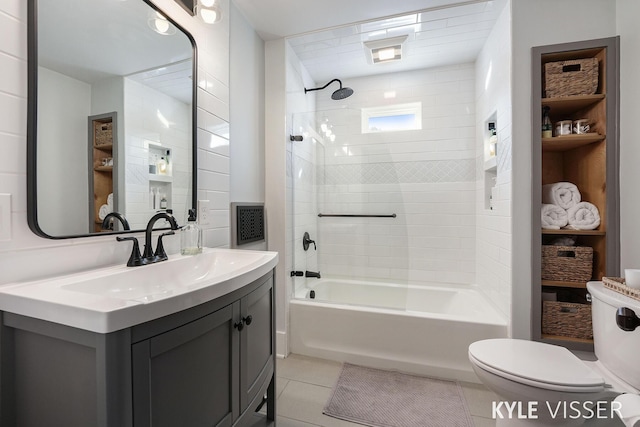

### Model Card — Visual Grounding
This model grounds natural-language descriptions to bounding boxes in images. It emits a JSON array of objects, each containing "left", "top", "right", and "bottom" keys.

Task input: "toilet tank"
[{"left": 588, "top": 281, "right": 640, "bottom": 390}]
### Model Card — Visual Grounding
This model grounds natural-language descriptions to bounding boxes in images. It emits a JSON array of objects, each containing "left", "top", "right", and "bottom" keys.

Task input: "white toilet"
[{"left": 469, "top": 281, "right": 640, "bottom": 426}]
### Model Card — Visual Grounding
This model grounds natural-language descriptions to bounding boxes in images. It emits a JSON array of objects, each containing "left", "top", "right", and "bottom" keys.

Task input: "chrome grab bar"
[{"left": 317, "top": 213, "right": 396, "bottom": 218}]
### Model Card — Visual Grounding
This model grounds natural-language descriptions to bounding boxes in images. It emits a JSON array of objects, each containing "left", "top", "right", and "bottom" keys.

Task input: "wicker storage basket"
[
  {"left": 544, "top": 58, "right": 599, "bottom": 98},
  {"left": 542, "top": 301, "right": 592, "bottom": 339},
  {"left": 94, "top": 122, "right": 113, "bottom": 146},
  {"left": 541, "top": 245, "right": 593, "bottom": 283}
]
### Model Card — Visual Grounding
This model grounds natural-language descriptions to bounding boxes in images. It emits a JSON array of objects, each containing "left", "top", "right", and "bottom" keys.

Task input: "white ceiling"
[
  {"left": 41, "top": 0, "right": 504, "bottom": 99},
  {"left": 39, "top": 0, "right": 193, "bottom": 102},
  {"left": 233, "top": 0, "right": 498, "bottom": 40},
  {"left": 234, "top": 0, "right": 506, "bottom": 82}
]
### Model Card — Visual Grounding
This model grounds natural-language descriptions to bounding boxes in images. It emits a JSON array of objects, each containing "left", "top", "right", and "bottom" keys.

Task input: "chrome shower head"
[{"left": 305, "top": 79, "right": 354, "bottom": 100}]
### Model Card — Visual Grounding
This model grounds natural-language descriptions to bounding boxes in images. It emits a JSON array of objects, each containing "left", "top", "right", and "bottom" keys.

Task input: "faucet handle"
[
  {"left": 154, "top": 231, "right": 175, "bottom": 262},
  {"left": 116, "top": 236, "right": 145, "bottom": 267}
]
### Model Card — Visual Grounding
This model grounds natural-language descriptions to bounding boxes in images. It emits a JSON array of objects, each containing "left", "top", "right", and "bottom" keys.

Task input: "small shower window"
[{"left": 361, "top": 102, "right": 422, "bottom": 133}]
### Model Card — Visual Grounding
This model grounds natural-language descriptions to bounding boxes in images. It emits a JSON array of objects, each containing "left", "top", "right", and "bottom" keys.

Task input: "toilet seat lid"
[{"left": 469, "top": 339, "right": 604, "bottom": 392}]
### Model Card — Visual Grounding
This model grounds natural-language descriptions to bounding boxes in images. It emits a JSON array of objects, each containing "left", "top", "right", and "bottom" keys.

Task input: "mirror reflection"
[{"left": 31, "top": 0, "right": 195, "bottom": 237}]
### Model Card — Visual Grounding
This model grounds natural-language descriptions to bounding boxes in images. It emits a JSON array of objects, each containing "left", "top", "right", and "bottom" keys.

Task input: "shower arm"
[{"left": 304, "top": 79, "right": 343, "bottom": 94}]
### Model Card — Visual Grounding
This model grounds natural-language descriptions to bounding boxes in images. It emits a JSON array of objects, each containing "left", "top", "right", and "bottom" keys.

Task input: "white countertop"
[{"left": 0, "top": 248, "right": 278, "bottom": 333}]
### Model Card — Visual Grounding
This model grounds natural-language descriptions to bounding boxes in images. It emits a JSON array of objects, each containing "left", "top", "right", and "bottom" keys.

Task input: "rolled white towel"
[
  {"left": 541, "top": 204, "right": 568, "bottom": 229},
  {"left": 98, "top": 204, "right": 112, "bottom": 221},
  {"left": 542, "top": 182, "right": 581, "bottom": 210},
  {"left": 107, "top": 193, "right": 114, "bottom": 208},
  {"left": 566, "top": 202, "right": 600, "bottom": 230}
]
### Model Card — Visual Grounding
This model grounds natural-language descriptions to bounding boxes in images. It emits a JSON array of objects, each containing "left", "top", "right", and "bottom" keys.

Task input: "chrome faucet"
[
  {"left": 116, "top": 211, "right": 179, "bottom": 267},
  {"left": 101, "top": 212, "right": 131, "bottom": 231}
]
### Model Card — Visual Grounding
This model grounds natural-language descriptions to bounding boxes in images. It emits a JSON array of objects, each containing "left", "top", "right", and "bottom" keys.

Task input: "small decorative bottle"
[
  {"left": 157, "top": 156, "right": 168, "bottom": 175},
  {"left": 488, "top": 122, "right": 497, "bottom": 157},
  {"left": 159, "top": 194, "right": 168, "bottom": 210},
  {"left": 542, "top": 106, "right": 552, "bottom": 138},
  {"left": 181, "top": 209, "right": 202, "bottom": 255},
  {"left": 164, "top": 149, "right": 171, "bottom": 175},
  {"left": 154, "top": 188, "right": 160, "bottom": 210}
]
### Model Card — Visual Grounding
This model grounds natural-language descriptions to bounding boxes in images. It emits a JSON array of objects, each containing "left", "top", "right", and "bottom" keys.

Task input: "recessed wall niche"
[{"left": 483, "top": 112, "right": 498, "bottom": 210}]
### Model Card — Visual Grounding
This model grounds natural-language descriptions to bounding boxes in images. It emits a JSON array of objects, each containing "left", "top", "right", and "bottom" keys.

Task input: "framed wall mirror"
[{"left": 27, "top": 0, "right": 197, "bottom": 238}]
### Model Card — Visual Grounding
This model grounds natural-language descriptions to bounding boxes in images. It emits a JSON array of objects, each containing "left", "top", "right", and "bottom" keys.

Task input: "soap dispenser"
[{"left": 181, "top": 208, "right": 202, "bottom": 255}]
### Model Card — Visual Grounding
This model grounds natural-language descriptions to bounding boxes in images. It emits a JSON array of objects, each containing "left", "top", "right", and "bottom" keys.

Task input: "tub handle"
[{"left": 303, "top": 232, "right": 316, "bottom": 251}]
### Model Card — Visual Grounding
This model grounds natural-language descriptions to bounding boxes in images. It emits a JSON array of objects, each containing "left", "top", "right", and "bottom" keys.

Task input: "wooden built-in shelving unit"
[
  {"left": 532, "top": 38, "right": 619, "bottom": 350},
  {"left": 88, "top": 112, "right": 117, "bottom": 232}
]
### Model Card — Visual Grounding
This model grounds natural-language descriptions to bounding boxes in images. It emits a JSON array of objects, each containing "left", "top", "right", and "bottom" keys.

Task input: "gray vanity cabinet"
[
  {"left": 0, "top": 271, "right": 275, "bottom": 427},
  {"left": 240, "top": 279, "right": 274, "bottom": 414},
  {"left": 131, "top": 276, "right": 274, "bottom": 427},
  {"left": 131, "top": 305, "right": 237, "bottom": 427}
]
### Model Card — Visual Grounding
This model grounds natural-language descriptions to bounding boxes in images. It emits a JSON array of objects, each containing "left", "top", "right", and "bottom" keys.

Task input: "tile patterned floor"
[{"left": 274, "top": 354, "right": 497, "bottom": 427}]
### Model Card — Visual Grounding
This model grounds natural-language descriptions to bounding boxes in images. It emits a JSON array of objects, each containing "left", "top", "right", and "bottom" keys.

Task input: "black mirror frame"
[{"left": 26, "top": 0, "right": 198, "bottom": 239}]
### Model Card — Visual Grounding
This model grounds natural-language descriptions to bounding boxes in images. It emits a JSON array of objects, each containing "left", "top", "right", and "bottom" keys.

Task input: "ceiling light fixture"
[
  {"left": 363, "top": 35, "right": 408, "bottom": 64},
  {"left": 377, "top": 47, "right": 397, "bottom": 61},
  {"left": 148, "top": 11, "right": 176, "bottom": 35}
]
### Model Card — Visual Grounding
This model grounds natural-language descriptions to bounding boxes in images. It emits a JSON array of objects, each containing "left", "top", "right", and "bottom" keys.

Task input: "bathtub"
[{"left": 289, "top": 278, "right": 508, "bottom": 383}]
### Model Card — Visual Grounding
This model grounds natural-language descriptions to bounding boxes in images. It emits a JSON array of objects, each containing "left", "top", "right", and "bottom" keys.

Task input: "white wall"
[
  {"left": 228, "top": 2, "right": 266, "bottom": 252},
  {"left": 230, "top": 2, "right": 265, "bottom": 206},
  {"left": 0, "top": 0, "right": 231, "bottom": 284},
  {"left": 37, "top": 67, "right": 91, "bottom": 235},
  {"left": 510, "top": 0, "right": 617, "bottom": 339},
  {"left": 264, "top": 39, "right": 288, "bottom": 356},
  {"left": 617, "top": 1, "right": 640, "bottom": 273},
  {"left": 475, "top": 1, "right": 512, "bottom": 321}
]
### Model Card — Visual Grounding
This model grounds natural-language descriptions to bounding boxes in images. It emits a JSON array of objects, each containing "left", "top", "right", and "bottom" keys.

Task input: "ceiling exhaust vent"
[{"left": 363, "top": 35, "right": 408, "bottom": 64}]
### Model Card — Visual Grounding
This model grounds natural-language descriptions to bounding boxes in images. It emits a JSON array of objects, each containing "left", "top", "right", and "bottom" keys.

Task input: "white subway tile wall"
[
  {"left": 308, "top": 64, "right": 478, "bottom": 285},
  {"left": 124, "top": 79, "right": 192, "bottom": 229},
  {"left": 474, "top": 3, "right": 512, "bottom": 320},
  {"left": 286, "top": 26, "right": 512, "bottom": 323},
  {"left": 0, "top": 0, "right": 231, "bottom": 285}
]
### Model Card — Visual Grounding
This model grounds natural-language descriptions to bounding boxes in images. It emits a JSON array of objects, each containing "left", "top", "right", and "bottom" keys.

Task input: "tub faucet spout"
[{"left": 305, "top": 270, "right": 321, "bottom": 279}]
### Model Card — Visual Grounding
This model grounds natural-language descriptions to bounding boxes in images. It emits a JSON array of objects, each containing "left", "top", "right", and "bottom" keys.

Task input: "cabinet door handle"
[
  {"left": 243, "top": 315, "right": 253, "bottom": 326},
  {"left": 234, "top": 321, "right": 244, "bottom": 331}
]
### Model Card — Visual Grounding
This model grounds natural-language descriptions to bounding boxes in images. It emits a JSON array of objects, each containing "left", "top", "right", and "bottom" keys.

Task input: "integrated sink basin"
[
  {"left": 61, "top": 249, "right": 270, "bottom": 302},
  {"left": 0, "top": 248, "right": 278, "bottom": 333}
]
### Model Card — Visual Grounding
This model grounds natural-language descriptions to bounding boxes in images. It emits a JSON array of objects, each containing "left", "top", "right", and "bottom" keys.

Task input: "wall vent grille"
[{"left": 236, "top": 205, "right": 265, "bottom": 245}]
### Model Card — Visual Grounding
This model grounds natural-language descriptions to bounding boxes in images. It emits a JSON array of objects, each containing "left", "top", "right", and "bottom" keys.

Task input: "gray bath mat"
[{"left": 323, "top": 363, "right": 473, "bottom": 427}]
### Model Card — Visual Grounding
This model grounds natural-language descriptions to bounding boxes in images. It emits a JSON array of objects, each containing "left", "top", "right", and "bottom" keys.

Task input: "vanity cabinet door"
[
  {"left": 239, "top": 277, "right": 274, "bottom": 412},
  {"left": 131, "top": 304, "right": 238, "bottom": 427}
]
